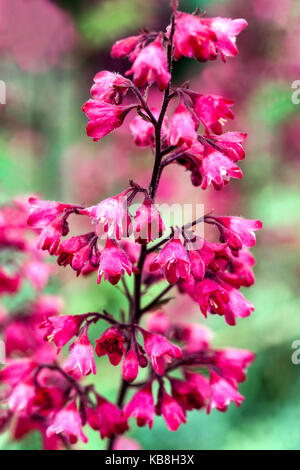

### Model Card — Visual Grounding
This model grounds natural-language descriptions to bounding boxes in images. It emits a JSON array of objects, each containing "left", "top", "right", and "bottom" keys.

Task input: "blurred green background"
[{"left": 1, "top": 0, "right": 300, "bottom": 450}]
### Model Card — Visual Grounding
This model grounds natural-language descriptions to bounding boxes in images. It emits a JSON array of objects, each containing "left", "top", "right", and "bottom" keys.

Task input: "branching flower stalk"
[{"left": 0, "top": 1, "right": 262, "bottom": 451}]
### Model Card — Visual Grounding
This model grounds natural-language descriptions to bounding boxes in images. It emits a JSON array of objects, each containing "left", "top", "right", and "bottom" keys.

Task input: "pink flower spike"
[
  {"left": 207, "top": 371, "right": 244, "bottom": 413},
  {"left": 90, "top": 71, "right": 131, "bottom": 104},
  {"left": 142, "top": 330, "right": 182, "bottom": 375},
  {"left": 97, "top": 238, "right": 138, "bottom": 285},
  {"left": 82, "top": 101, "right": 136, "bottom": 142},
  {"left": 149, "top": 237, "right": 191, "bottom": 285},
  {"left": 46, "top": 400, "right": 88, "bottom": 444},
  {"left": 133, "top": 196, "right": 165, "bottom": 245},
  {"left": 124, "top": 383, "right": 155, "bottom": 428},
  {"left": 160, "top": 391, "right": 186, "bottom": 431},
  {"left": 40, "top": 315, "right": 84, "bottom": 353},
  {"left": 169, "top": 99, "right": 198, "bottom": 148},
  {"left": 95, "top": 327, "right": 126, "bottom": 366},
  {"left": 63, "top": 325, "right": 96, "bottom": 378},
  {"left": 122, "top": 348, "right": 139, "bottom": 383},
  {"left": 125, "top": 37, "right": 171, "bottom": 91}
]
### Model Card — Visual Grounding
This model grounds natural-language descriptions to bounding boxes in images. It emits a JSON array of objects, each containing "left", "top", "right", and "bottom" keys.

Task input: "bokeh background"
[{"left": 1, "top": 0, "right": 300, "bottom": 450}]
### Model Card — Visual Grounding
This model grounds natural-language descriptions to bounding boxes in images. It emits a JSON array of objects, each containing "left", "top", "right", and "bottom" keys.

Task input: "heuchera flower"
[
  {"left": 95, "top": 327, "right": 126, "bottom": 365},
  {"left": 40, "top": 315, "right": 84, "bottom": 353},
  {"left": 170, "top": 378, "right": 205, "bottom": 411},
  {"left": 36, "top": 217, "right": 67, "bottom": 255},
  {"left": 122, "top": 348, "right": 139, "bottom": 383},
  {"left": 200, "top": 146, "right": 243, "bottom": 190},
  {"left": 82, "top": 101, "right": 136, "bottom": 142},
  {"left": 194, "top": 278, "right": 230, "bottom": 317},
  {"left": 191, "top": 93, "right": 234, "bottom": 135},
  {"left": 27, "top": 197, "right": 76, "bottom": 229},
  {"left": 129, "top": 108, "right": 168, "bottom": 147},
  {"left": 124, "top": 384, "right": 155, "bottom": 428},
  {"left": 159, "top": 391, "right": 186, "bottom": 431},
  {"left": 87, "top": 396, "right": 128, "bottom": 439},
  {"left": 203, "top": 17, "right": 248, "bottom": 61},
  {"left": 46, "top": 401, "right": 88, "bottom": 444},
  {"left": 90, "top": 71, "right": 131, "bottom": 104},
  {"left": 213, "top": 216, "right": 263, "bottom": 249},
  {"left": 207, "top": 371, "right": 244, "bottom": 413},
  {"left": 8, "top": 382, "right": 35, "bottom": 414},
  {"left": 142, "top": 330, "right": 182, "bottom": 375},
  {"left": 83, "top": 191, "right": 131, "bottom": 240},
  {"left": 223, "top": 287, "right": 254, "bottom": 326},
  {"left": 133, "top": 196, "right": 165, "bottom": 245},
  {"left": 209, "top": 132, "right": 247, "bottom": 161},
  {"left": 0, "top": 269, "right": 20, "bottom": 295},
  {"left": 63, "top": 326, "right": 96, "bottom": 378},
  {"left": 168, "top": 99, "right": 198, "bottom": 147},
  {"left": 213, "top": 348, "right": 255, "bottom": 383},
  {"left": 149, "top": 237, "right": 191, "bottom": 285},
  {"left": 111, "top": 35, "right": 142, "bottom": 59},
  {"left": 97, "top": 238, "right": 138, "bottom": 285},
  {"left": 125, "top": 37, "right": 171, "bottom": 91}
]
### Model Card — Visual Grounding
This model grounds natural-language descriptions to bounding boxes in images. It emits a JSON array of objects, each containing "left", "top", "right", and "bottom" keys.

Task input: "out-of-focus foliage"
[{"left": 1, "top": 0, "right": 300, "bottom": 450}]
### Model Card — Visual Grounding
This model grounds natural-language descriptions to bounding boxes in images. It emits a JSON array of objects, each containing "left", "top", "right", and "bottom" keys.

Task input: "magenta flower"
[
  {"left": 87, "top": 396, "right": 128, "bottom": 439},
  {"left": 160, "top": 391, "right": 186, "bottom": 431},
  {"left": 223, "top": 287, "right": 254, "bottom": 326},
  {"left": 149, "top": 237, "right": 191, "bottom": 285},
  {"left": 170, "top": 378, "right": 205, "bottom": 411},
  {"left": 90, "top": 70, "right": 131, "bottom": 104},
  {"left": 111, "top": 35, "right": 142, "bottom": 59},
  {"left": 63, "top": 326, "right": 96, "bottom": 378},
  {"left": 126, "top": 37, "right": 171, "bottom": 91},
  {"left": 214, "top": 216, "right": 263, "bottom": 249},
  {"left": 124, "top": 384, "right": 155, "bottom": 428},
  {"left": 8, "top": 382, "right": 35, "bottom": 414},
  {"left": 82, "top": 101, "right": 135, "bottom": 142},
  {"left": 46, "top": 401, "right": 88, "bottom": 444},
  {"left": 83, "top": 191, "right": 131, "bottom": 240},
  {"left": 213, "top": 348, "right": 255, "bottom": 383},
  {"left": 36, "top": 217, "right": 66, "bottom": 255},
  {"left": 168, "top": 99, "right": 198, "bottom": 148},
  {"left": 209, "top": 131, "right": 247, "bottom": 161},
  {"left": 172, "top": 11, "right": 217, "bottom": 62},
  {"left": 27, "top": 197, "right": 76, "bottom": 229},
  {"left": 204, "top": 17, "right": 248, "bottom": 61},
  {"left": 207, "top": 371, "right": 244, "bottom": 413},
  {"left": 142, "top": 330, "right": 182, "bottom": 375},
  {"left": 0, "top": 268, "right": 20, "bottom": 295},
  {"left": 200, "top": 147, "right": 243, "bottom": 190},
  {"left": 40, "top": 315, "right": 84, "bottom": 352},
  {"left": 129, "top": 108, "right": 168, "bottom": 147},
  {"left": 95, "top": 327, "right": 126, "bottom": 365},
  {"left": 97, "top": 238, "right": 138, "bottom": 285},
  {"left": 133, "top": 196, "right": 165, "bottom": 245},
  {"left": 122, "top": 348, "right": 139, "bottom": 383},
  {"left": 191, "top": 93, "right": 234, "bottom": 135},
  {"left": 194, "top": 278, "right": 230, "bottom": 317}
]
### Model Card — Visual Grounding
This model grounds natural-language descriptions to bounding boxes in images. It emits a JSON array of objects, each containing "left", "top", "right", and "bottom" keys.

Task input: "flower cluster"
[{"left": 1, "top": 2, "right": 262, "bottom": 450}]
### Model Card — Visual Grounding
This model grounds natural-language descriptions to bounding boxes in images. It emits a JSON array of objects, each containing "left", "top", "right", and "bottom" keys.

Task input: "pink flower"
[
  {"left": 149, "top": 238, "right": 191, "bottom": 284},
  {"left": 204, "top": 17, "right": 248, "bottom": 61},
  {"left": 146, "top": 311, "right": 170, "bottom": 335},
  {"left": 87, "top": 396, "right": 128, "bottom": 439},
  {"left": 209, "top": 132, "right": 247, "bottom": 161},
  {"left": 8, "top": 382, "right": 35, "bottom": 414},
  {"left": 122, "top": 348, "right": 139, "bottom": 383},
  {"left": 27, "top": 197, "right": 76, "bottom": 229},
  {"left": 207, "top": 371, "right": 244, "bottom": 413},
  {"left": 200, "top": 147, "right": 243, "bottom": 190},
  {"left": 36, "top": 217, "right": 68, "bottom": 255},
  {"left": 63, "top": 326, "right": 96, "bottom": 378},
  {"left": 111, "top": 35, "right": 142, "bottom": 58},
  {"left": 133, "top": 196, "right": 165, "bottom": 245},
  {"left": 191, "top": 93, "right": 234, "bottom": 135},
  {"left": 124, "top": 384, "right": 154, "bottom": 428},
  {"left": 46, "top": 401, "right": 88, "bottom": 444},
  {"left": 82, "top": 101, "right": 135, "bottom": 142},
  {"left": 90, "top": 71, "right": 131, "bottom": 104},
  {"left": 0, "top": 359, "right": 36, "bottom": 387},
  {"left": 142, "top": 330, "right": 182, "bottom": 375},
  {"left": 126, "top": 37, "right": 171, "bottom": 91},
  {"left": 129, "top": 108, "right": 168, "bottom": 147},
  {"left": 97, "top": 238, "right": 138, "bottom": 285},
  {"left": 172, "top": 12, "right": 217, "bottom": 62},
  {"left": 160, "top": 391, "right": 186, "bottom": 431},
  {"left": 223, "top": 287, "right": 254, "bottom": 326},
  {"left": 168, "top": 99, "right": 198, "bottom": 147},
  {"left": 181, "top": 323, "right": 213, "bottom": 353},
  {"left": 216, "top": 248, "right": 256, "bottom": 288},
  {"left": 83, "top": 191, "right": 131, "bottom": 240},
  {"left": 194, "top": 278, "right": 230, "bottom": 317},
  {"left": 40, "top": 315, "right": 84, "bottom": 352},
  {"left": 170, "top": 378, "right": 205, "bottom": 411},
  {"left": 22, "top": 260, "right": 54, "bottom": 291},
  {"left": 0, "top": 268, "right": 20, "bottom": 295},
  {"left": 213, "top": 348, "right": 255, "bottom": 383},
  {"left": 95, "top": 327, "right": 126, "bottom": 365},
  {"left": 214, "top": 216, "right": 263, "bottom": 249}
]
